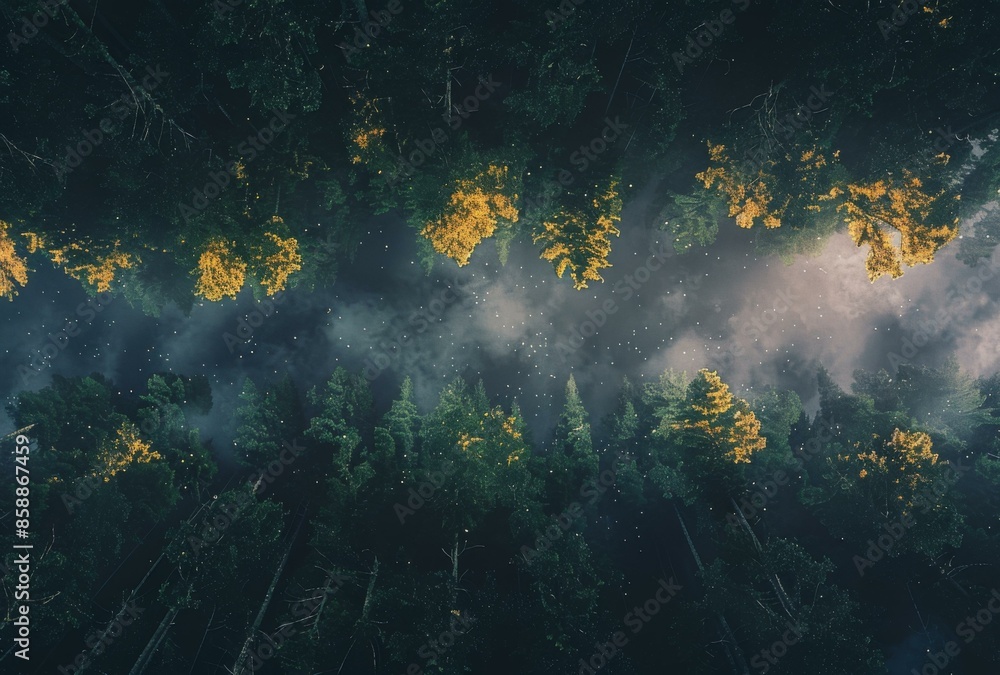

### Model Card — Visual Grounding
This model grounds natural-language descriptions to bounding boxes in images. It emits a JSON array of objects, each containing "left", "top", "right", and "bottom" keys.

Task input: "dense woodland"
[
  {"left": 1, "top": 0, "right": 999, "bottom": 308},
  {"left": 2, "top": 360, "right": 999, "bottom": 673},
  {"left": 4, "top": 0, "right": 1000, "bottom": 673}
]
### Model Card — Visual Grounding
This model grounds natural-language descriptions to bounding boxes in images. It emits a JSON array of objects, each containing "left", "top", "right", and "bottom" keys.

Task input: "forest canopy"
[{"left": 1, "top": 0, "right": 998, "bottom": 311}]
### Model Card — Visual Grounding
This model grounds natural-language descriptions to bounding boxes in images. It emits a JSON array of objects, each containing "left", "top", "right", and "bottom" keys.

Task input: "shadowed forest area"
[{"left": 2, "top": 0, "right": 1000, "bottom": 673}]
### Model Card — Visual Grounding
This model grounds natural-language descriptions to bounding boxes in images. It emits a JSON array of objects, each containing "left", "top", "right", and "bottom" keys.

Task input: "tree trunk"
[
  {"left": 59, "top": 5, "right": 194, "bottom": 146},
  {"left": 730, "top": 498, "right": 798, "bottom": 622},
  {"left": 232, "top": 512, "right": 306, "bottom": 675},
  {"left": 128, "top": 606, "right": 179, "bottom": 675},
  {"left": 674, "top": 504, "right": 750, "bottom": 675}
]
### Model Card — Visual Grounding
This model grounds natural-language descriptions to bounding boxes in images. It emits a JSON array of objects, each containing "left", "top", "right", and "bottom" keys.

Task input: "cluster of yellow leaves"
[
  {"left": 501, "top": 414, "right": 523, "bottom": 465},
  {"left": 848, "top": 428, "right": 940, "bottom": 513},
  {"left": 422, "top": 165, "right": 519, "bottom": 267},
  {"left": 502, "top": 415, "right": 522, "bottom": 440},
  {"left": 696, "top": 143, "right": 783, "bottom": 229},
  {"left": 63, "top": 246, "right": 136, "bottom": 293},
  {"left": 454, "top": 407, "right": 526, "bottom": 467},
  {"left": 33, "top": 235, "right": 137, "bottom": 293},
  {"left": 535, "top": 180, "right": 622, "bottom": 289},
  {"left": 195, "top": 239, "right": 247, "bottom": 301},
  {"left": 22, "top": 231, "right": 45, "bottom": 254},
  {"left": 348, "top": 95, "right": 387, "bottom": 165},
  {"left": 0, "top": 221, "right": 29, "bottom": 301},
  {"left": 839, "top": 168, "right": 959, "bottom": 281},
  {"left": 674, "top": 369, "right": 766, "bottom": 464},
  {"left": 96, "top": 422, "right": 162, "bottom": 481},
  {"left": 257, "top": 232, "right": 302, "bottom": 295},
  {"left": 457, "top": 432, "right": 484, "bottom": 451}
]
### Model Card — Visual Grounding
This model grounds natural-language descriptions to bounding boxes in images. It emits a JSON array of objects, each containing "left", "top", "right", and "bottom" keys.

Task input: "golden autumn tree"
[
  {"left": 95, "top": 421, "right": 163, "bottom": 482},
  {"left": 195, "top": 238, "right": 247, "bottom": 301},
  {"left": 812, "top": 426, "right": 965, "bottom": 558},
  {"left": 20, "top": 230, "right": 137, "bottom": 294},
  {"left": 534, "top": 178, "right": 622, "bottom": 289},
  {"left": 841, "top": 428, "right": 942, "bottom": 515},
  {"left": 59, "top": 245, "right": 137, "bottom": 293},
  {"left": 673, "top": 369, "right": 766, "bottom": 465},
  {"left": 346, "top": 94, "right": 387, "bottom": 166},
  {"left": 256, "top": 227, "right": 302, "bottom": 295},
  {"left": 421, "top": 164, "right": 520, "bottom": 267},
  {"left": 838, "top": 165, "right": 959, "bottom": 281},
  {"left": 0, "top": 220, "right": 29, "bottom": 300},
  {"left": 696, "top": 142, "right": 842, "bottom": 233},
  {"left": 696, "top": 142, "right": 785, "bottom": 229}
]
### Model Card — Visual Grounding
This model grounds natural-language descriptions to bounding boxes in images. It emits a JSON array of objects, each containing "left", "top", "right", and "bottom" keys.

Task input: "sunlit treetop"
[
  {"left": 844, "top": 427, "right": 948, "bottom": 518},
  {"left": 0, "top": 220, "right": 29, "bottom": 301},
  {"left": 96, "top": 421, "right": 163, "bottom": 481},
  {"left": 256, "top": 230, "right": 302, "bottom": 295},
  {"left": 421, "top": 164, "right": 520, "bottom": 267},
  {"left": 696, "top": 142, "right": 784, "bottom": 229},
  {"left": 839, "top": 166, "right": 959, "bottom": 282},
  {"left": 534, "top": 179, "right": 622, "bottom": 289},
  {"left": 347, "top": 94, "right": 388, "bottom": 166},
  {"left": 23, "top": 231, "right": 137, "bottom": 294},
  {"left": 674, "top": 369, "right": 766, "bottom": 464},
  {"left": 62, "top": 245, "right": 137, "bottom": 294},
  {"left": 195, "top": 238, "right": 247, "bottom": 301}
]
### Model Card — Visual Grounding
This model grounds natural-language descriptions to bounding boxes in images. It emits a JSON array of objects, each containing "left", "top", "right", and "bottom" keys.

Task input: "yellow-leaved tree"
[
  {"left": 19, "top": 230, "right": 136, "bottom": 294},
  {"left": 95, "top": 422, "right": 162, "bottom": 481},
  {"left": 256, "top": 230, "right": 302, "bottom": 295},
  {"left": 844, "top": 428, "right": 941, "bottom": 512},
  {"left": 421, "top": 164, "right": 520, "bottom": 267},
  {"left": 59, "top": 245, "right": 136, "bottom": 293},
  {"left": 534, "top": 179, "right": 622, "bottom": 289},
  {"left": 346, "top": 94, "right": 387, "bottom": 167},
  {"left": 696, "top": 142, "right": 842, "bottom": 232},
  {"left": 673, "top": 369, "right": 766, "bottom": 464},
  {"left": 696, "top": 142, "right": 785, "bottom": 229},
  {"left": 838, "top": 167, "right": 959, "bottom": 281},
  {"left": 195, "top": 238, "right": 247, "bottom": 301},
  {"left": 0, "top": 220, "right": 29, "bottom": 300}
]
